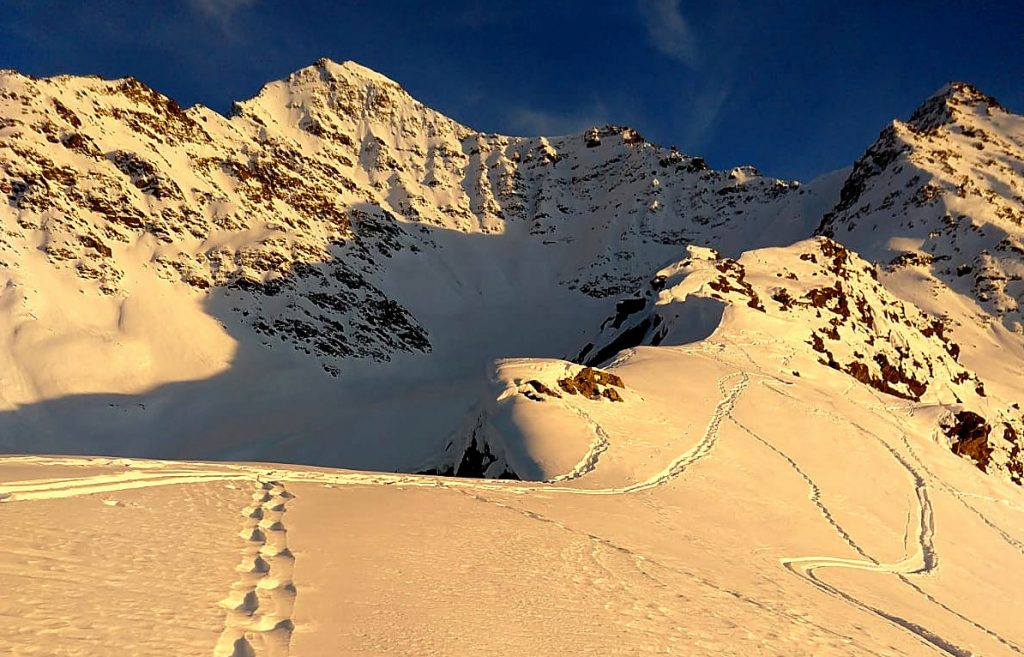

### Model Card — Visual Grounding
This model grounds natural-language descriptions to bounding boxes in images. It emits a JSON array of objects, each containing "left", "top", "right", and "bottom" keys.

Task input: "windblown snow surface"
[{"left": 1, "top": 62, "right": 1023, "bottom": 655}]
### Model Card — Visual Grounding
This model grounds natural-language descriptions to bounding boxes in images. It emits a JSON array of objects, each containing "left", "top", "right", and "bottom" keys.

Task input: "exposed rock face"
[
  {"left": 557, "top": 367, "right": 625, "bottom": 402},
  {"left": 1005, "top": 423, "right": 1024, "bottom": 485},
  {"left": 1, "top": 64, "right": 436, "bottom": 366},
  {"left": 417, "top": 410, "right": 521, "bottom": 480},
  {"left": 524, "top": 380, "right": 562, "bottom": 400},
  {"left": 943, "top": 410, "right": 993, "bottom": 471},
  {"left": 937, "top": 408, "right": 1024, "bottom": 484}
]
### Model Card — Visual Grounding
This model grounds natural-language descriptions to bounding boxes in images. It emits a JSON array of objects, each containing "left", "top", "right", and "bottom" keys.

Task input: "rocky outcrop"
[
  {"left": 557, "top": 367, "right": 625, "bottom": 402},
  {"left": 942, "top": 411, "right": 993, "bottom": 470},
  {"left": 524, "top": 380, "right": 562, "bottom": 400}
]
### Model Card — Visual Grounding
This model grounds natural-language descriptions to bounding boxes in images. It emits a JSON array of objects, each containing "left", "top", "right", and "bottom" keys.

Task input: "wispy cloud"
[
  {"left": 504, "top": 103, "right": 610, "bottom": 137},
  {"left": 635, "top": 1, "right": 739, "bottom": 149},
  {"left": 187, "top": 0, "right": 257, "bottom": 21},
  {"left": 637, "top": 0, "right": 699, "bottom": 68},
  {"left": 681, "top": 79, "right": 733, "bottom": 150}
]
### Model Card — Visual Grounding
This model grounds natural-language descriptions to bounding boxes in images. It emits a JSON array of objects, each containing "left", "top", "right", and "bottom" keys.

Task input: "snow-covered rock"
[{"left": 582, "top": 237, "right": 1023, "bottom": 483}]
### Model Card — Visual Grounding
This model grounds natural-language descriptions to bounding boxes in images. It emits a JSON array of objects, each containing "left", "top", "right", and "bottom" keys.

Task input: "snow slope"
[
  {"left": 2, "top": 336, "right": 1022, "bottom": 655},
  {"left": 569, "top": 238, "right": 1023, "bottom": 484}
]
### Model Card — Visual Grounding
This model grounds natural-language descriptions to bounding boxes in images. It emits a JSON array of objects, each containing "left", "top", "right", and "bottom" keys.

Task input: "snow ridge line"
[
  {"left": 444, "top": 370, "right": 747, "bottom": 495},
  {"left": 258, "top": 371, "right": 747, "bottom": 496},
  {"left": 214, "top": 479, "right": 297, "bottom": 657},
  {"left": 0, "top": 371, "right": 750, "bottom": 501}
]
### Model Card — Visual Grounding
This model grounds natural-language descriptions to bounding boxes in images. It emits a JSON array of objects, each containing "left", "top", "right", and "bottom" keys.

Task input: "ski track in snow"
[
  {"left": 545, "top": 405, "right": 611, "bottom": 483},
  {"left": 754, "top": 377, "right": 1023, "bottom": 656},
  {"left": 766, "top": 432, "right": 968, "bottom": 657},
  {"left": 710, "top": 335, "right": 1023, "bottom": 656},
  {"left": 446, "top": 486, "right": 890, "bottom": 657},
  {"left": 905, "top": 435, "right": 1024, "bottom": 556},
  {"left": 844, "top": 427, "right": 1015, "bottom": 652},
  {"left": 730, "top": 417, "right": 877, "bottom": 563},
  {"left": 215, "top": 478, "right": 297, "bottom": 657},
  {"left": 866, "top": 396, "right": 1024, "bottom": 558}
]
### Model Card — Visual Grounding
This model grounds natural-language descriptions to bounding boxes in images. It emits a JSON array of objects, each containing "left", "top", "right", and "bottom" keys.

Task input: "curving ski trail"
[
  {"left": 862, "top": 392, "right": 1024, "bottom": 558},
  {"left": 754, "top": 380, "right": 1023, "bottom": 655},
  {"left": 448, "top": 485, "right": 892, "bottom": 657}
]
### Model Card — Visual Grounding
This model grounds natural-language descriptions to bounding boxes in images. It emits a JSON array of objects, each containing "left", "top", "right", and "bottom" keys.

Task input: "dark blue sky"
[{"left": 2, "top": 1, "right": 1021, "bottom": 180}]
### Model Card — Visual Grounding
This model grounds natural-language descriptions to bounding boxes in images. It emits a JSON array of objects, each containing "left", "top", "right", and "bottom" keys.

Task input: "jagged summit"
[
  {"left": 312, "top": 57, "right": 404, "bottom": 85},
  {"left": 817, "top": 77, "right": 1024, "bottom": 336},
  {"left": 906, "top": 80, "right": 1006, "bottom": 134},
  {"left": 229, "top": 56, "right": 457, "bottom": 131},
  {"left": 0, "top": 60, "right": 701, "bottom": 165},
  {"left": 270, "top": 57, "right": 418, "bottom": 109}
]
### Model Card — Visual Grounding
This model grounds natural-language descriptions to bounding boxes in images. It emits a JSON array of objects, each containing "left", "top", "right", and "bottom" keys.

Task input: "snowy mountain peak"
[
  {"left": 817, "top": 81, "right": 1024, "bottom": 335},
  {"left": 281, "top": 57, "right": 415, "bottom": 108},
  {"left": 312, "top": 57, "right": 405, "bottom": 86},
  {"left": 233, "top": 57, "right": 462, "bottom": 134},
  {"left": 907, "top": 81, "right": 1007, "bottom": 134}
]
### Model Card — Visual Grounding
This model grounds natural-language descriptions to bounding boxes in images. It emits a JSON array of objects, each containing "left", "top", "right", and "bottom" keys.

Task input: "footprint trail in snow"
[{"left": 215, "top": 479, "right": 297, "bottom": 657}]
